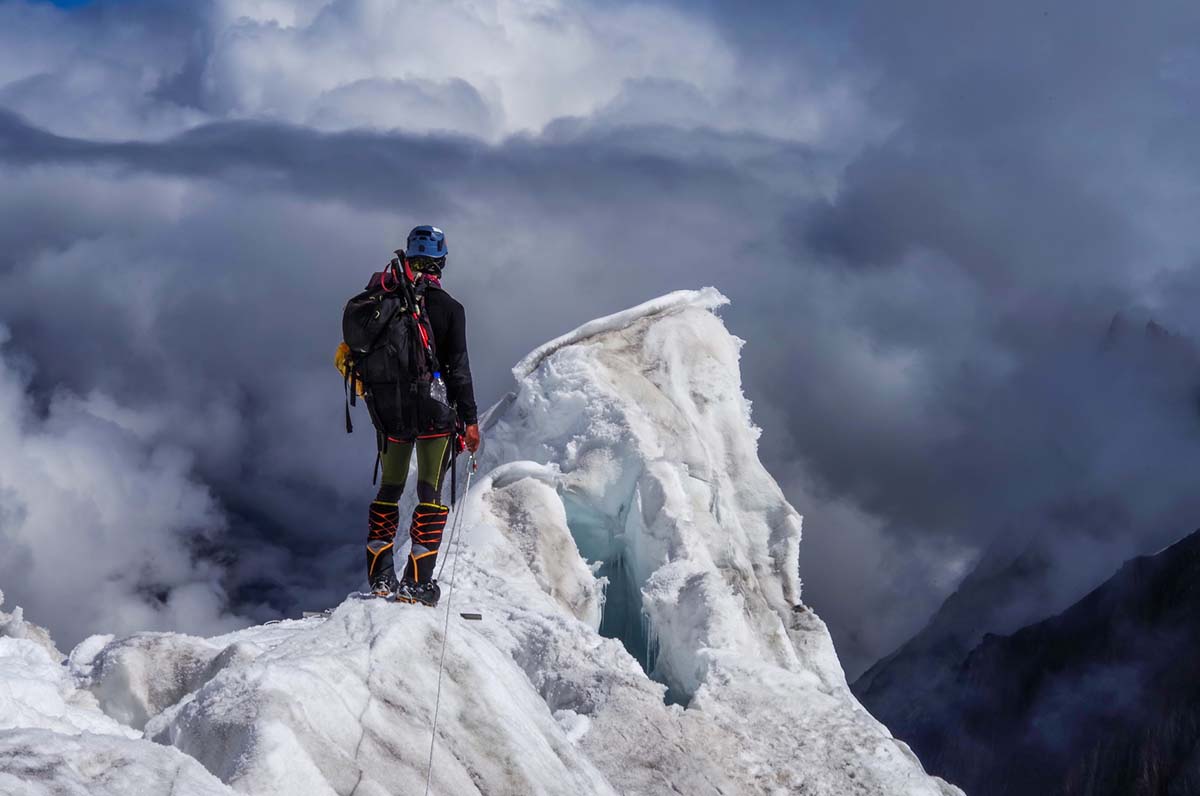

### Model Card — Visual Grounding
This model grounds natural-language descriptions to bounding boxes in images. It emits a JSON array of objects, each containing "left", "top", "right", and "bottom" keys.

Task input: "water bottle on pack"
[{"left": 431, "top": 371, "right": 449, "bottom": 405}]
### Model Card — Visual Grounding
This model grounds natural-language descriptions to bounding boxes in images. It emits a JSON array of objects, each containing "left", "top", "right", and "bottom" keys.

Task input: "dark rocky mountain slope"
[{"left": 857, "top": 528, "right": 1200, "bottom": 796}]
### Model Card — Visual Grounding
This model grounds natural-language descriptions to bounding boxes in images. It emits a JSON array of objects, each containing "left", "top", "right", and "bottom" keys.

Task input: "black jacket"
[
  {"left": 361, "top": 271, "right": 479, "bottom": 432},
  {"left": 355, "top": 271, "right": 482, "bottom": 439},
  {"left": 422, "top": 283, "right": 479, "bottom": 426}
]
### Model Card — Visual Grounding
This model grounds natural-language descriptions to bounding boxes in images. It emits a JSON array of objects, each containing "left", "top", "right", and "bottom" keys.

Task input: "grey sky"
[{"left": 1, "top": 0, "right": 1198, "bottom": 677}]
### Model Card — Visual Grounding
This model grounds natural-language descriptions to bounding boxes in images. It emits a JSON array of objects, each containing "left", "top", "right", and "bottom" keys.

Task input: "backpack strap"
[
  {"left": 344, "top": 366, "right": 354, "bottom": 434},
  {"left": 399, "top": 261, "right": 441, "bottom": 376},
  {"left": 444, "top": 413, "right": 466, "bottom": 507},
  {"left": 372, "top": 431, "right": 386, "bottom": 485}
]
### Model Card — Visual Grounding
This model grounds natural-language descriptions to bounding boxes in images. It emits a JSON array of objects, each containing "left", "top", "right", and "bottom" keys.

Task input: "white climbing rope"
[{"left": 424, "top": 454, "right": 476, "bottom": 796}]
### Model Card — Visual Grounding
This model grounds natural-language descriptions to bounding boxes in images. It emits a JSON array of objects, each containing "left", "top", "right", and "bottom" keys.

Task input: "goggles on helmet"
[{"left": 408, "top": 255, "right": 446, "bottom": 273}]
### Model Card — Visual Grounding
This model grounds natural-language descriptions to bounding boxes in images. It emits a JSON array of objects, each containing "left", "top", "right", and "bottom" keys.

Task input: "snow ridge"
[
  {"left": 0, "top": 591, "right": 236, "bottom": 795},
  {"left": 512, "top": 287, "right": 729, "bottom": 380},
  {"left": 0, "top": 291, "right": 962, "bottom": 795}
]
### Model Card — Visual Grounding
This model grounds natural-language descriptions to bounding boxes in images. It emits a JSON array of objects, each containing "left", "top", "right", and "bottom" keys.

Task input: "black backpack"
[{"left": 341, "top": 254, "right": 452, "bottom": 444}]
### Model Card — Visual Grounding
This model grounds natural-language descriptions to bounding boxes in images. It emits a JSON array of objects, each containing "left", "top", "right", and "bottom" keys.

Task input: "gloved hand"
[
  {"left": 335, "top": 342, "right": 365, "bottom": 396},
  {"left": 464, "top": 424, "right": 481, "bottom": 453}
]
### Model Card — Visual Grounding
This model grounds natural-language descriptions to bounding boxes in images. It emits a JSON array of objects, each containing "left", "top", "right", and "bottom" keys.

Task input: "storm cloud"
[{"left": 1, "top": 0, "right": 1199, "bottom": 678}]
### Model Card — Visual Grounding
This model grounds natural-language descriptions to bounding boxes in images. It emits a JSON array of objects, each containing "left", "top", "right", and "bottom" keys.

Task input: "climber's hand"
[{"left": 464, "top": 424, "right": 481, "bottom": 454}]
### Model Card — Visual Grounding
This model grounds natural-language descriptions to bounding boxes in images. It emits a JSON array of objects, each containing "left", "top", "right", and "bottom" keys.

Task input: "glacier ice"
[
  {"left": 0, "top": 590, "right": 236, "bottom": 795},
  {"left": 0, "top": 290, "right": 963, "bottom": 795}
]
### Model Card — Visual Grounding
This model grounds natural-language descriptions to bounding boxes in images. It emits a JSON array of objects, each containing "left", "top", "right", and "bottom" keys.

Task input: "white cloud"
[
  {"left": 308, "top": 76, "right": 498, "bottom": 136},
  {"left": 1, "top": 0, "right": 869, "bottom": 146},
  {"left": 0, "top": 324, "right": 245, "bottom": 647},
  {"left": 0, "top": 3, "right": 208, "bottom": 140},
  {"left": 202, "top": 0, "right": 738, "bottom": 138}
]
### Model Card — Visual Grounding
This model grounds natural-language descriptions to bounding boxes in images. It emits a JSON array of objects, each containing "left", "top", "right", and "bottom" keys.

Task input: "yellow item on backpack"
[{"left": 335, "top": 342, "right": 364, "bottom": 396}]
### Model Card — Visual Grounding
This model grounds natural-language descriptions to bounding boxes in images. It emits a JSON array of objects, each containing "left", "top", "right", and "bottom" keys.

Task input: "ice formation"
[
  {"left": 0, "top": 590, "right": 235, "bottom": 795},
  {"left": 0, "top": 290, "right": 962, "bottom": 795}
]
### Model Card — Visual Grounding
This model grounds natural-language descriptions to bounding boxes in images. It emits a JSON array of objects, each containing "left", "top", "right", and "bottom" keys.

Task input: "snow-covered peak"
[
  {"left": 0, "top": 290, "right": 961, "bottom": 795},
  {"left": 511, "top": 287, "right": 729, "bottom": 380},
  {"left": 483, "top": 286, "right": 807, "bottom": 701}
]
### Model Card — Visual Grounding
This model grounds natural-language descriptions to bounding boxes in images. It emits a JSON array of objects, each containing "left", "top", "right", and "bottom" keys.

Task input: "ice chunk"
[
  {"left": 0, "top": 588, "right": 62, "bottom": 663},
  {"left": 0, "top": 729, "right": 235, "bottom": 796},
  {"left": 482, "top": 286, "right": 806, "bottom": 700}
]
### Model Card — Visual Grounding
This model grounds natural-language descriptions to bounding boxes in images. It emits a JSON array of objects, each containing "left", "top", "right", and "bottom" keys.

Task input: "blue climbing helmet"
[{"left": 405, "top": 225, "right": 447, "bottom": 267}]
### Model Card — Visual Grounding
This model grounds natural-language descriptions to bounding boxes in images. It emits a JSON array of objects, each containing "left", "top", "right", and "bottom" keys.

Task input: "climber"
[{"left": 336, "top": 225, "right": 481, "bottom": 607}]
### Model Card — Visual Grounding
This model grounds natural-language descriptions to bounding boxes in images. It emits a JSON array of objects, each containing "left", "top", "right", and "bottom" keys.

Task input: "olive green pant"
[
  {"left": 377, "top": 436, "right": 452, "bottom": 505},
  {"left": 366, "top": 436, "right": 452, "bottom": 588}
]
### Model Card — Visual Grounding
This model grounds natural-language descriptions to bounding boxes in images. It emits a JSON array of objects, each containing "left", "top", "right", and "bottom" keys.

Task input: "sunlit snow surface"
[{"left": 0, "top": 290, "right": 962, "bottom": 795}]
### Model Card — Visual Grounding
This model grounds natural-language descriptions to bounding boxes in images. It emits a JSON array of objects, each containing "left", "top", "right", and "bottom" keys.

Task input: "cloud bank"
[
  {"left": 0, "top": 323, "right": 242, "bottom": 643},
  {"left": 1, "top": 0, "right": 1199, "bottom": 678}
]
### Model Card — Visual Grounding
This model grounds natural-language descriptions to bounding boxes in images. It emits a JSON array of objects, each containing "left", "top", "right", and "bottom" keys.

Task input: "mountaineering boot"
[
  {"left": 393, "top": 577, "right": 439, "bottom": 606},
  {"left": 368, "top": 577, "right": 395, "bottom": 599},
  {"left": 393, "top": 578, "right": 417, "bottom": 604},
  {"left": 401, "top": 502, "right": 449, "bottom": 586},
  {"left": 406, "top": 580, "right": 441, "bottom": 608},
  {"left": 366, "top": 500, "right": 401, "bottom": 596}
]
